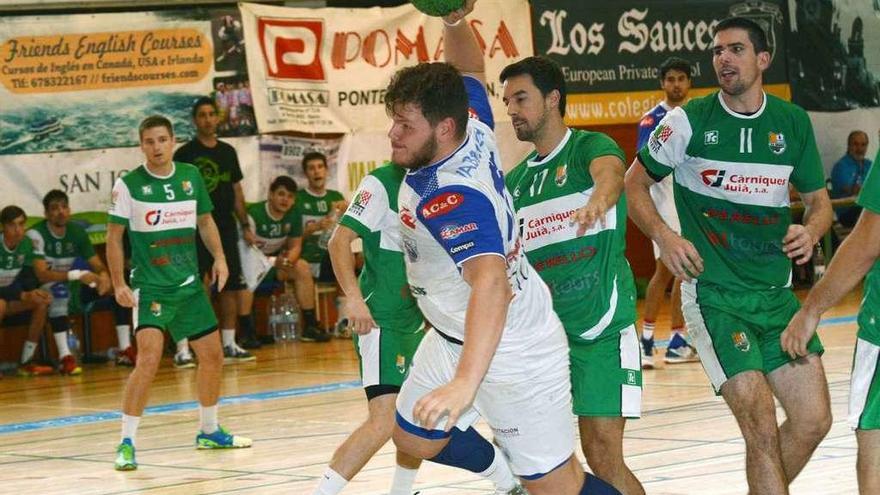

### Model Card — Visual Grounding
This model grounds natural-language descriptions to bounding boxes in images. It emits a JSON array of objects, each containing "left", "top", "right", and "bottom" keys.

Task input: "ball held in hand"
[{"left": 410, "top": 0, "right": 465, "bottom": 17}]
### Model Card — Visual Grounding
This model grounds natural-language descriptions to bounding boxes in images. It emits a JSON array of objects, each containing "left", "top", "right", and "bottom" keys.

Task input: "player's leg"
[
  {"left": 217, "top": 237, "right": 254, "bottom": 362},
  {"left": 640, "top": 251, "right": 673, "bottom": 368},
  {"left": 848, "top": 336, "right": 880, "bottom": 494},
  {"left": 47, "top": 287, "right": 81, "bottom": 375},
  {"left": 857, "top": 430, "right": 880, "bottom": 494},
  {"left": 236, "top": 288, "right": 260, "bottom": 349},
  {"left": 113, "top": 299, "right": 136, "bottom": 366},
  {"left": 571, "top": 326, "right": 643, "bottom": 495},
  {"left": 4, "top": 293, "right": 51, "bottom": 375}
]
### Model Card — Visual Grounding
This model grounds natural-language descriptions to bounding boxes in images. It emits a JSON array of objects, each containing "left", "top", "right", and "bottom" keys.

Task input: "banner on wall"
[
  {"left": 788, "top": 0, "right": 880, "bottom": 110},
  {"left": 0, "top": 8, "right": 254, "bottom": 156},
  {"left": 530, "top": 0, "right": 790, "bottom": 126},
  {"left": 240, "top": 0, "right": 532, "bottom": 134},
  {"left": 258, "top": 134, "right": 345, "bottom": 196}
]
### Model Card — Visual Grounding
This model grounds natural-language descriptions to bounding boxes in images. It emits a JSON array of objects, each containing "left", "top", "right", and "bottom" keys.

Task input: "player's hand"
[
  {"left": 345, "top": 297, "right": 376, "bottom": 335},
  {"left": 242, "top": 228, "right": 258, "bottom": 247},
  {"left": 114, "top": 284, "right": 136, "bottom": 308},
  {"left": 212, "top": 258, "right": 229, "bottom": 292},
  {"left": 80, "top": 271, "right": 100, "bottom": 290},
  {"left": 22, "top": 289, "right": 51, "bottom": 305},
  {"left": 781, "top": 308, "right": 820, "bottom": 359},
  {"left": 658, "top": 230, "right": 703, "bottom": 281},
  {"left": 318, "top": 215, "right": 336, "bottom": 230},
  {"left": 443, "top": 0, "right": 477, "bottom": 24},
  {"left": 96, "top": 272, "right": 112, "bottom": 296},
  {"left": 413, "top": 378, "right": 477, "bottom": 431},
  {"left": 783, "top": 224, "right": 815, "bottom": 265},
  {"left": 574, "top": 197, "right": 609, "bottom": 236}
]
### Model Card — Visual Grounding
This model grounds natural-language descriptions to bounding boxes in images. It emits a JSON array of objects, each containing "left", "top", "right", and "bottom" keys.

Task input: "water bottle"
[
  {"left": 278, "top": 293, "right": 298, "bottom": 340},
  {"left": 813, "top": 244, "right": 826, "bottom": 281},
  {"left": 269, "top": 295, "right": 280, "bottom": 341},
  {"left": 287, "top": 295, "right": 300, "bottom": 340}
]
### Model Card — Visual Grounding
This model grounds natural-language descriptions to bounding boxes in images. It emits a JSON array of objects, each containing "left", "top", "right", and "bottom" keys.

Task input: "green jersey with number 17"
[
  {"left": 108, "top": 163, "right": 213, "bottom": 290},
  {"left": 339, "top": 165, "right": 422, "bottom": 333},
  {"left": 506, "top": 128, "right": 636, "bottom": 342},
  {"left": 639, "top": 92, "right": 825, "bottom": 291}
]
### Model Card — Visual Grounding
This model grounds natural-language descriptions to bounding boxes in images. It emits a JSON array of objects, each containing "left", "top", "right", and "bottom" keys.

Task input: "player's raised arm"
[{"left": 442, "top": 0, "right": 483, "bottom": 83}]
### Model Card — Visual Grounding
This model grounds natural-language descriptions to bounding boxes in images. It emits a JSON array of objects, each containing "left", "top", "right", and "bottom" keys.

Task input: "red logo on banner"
[{"left": 258, "top": 18, "right": 325, "bottom": 81}]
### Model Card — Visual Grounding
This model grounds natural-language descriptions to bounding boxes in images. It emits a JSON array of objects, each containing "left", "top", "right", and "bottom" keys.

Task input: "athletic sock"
[
  {"left": 21, "top": 340, "right": 38, "bottom": 364},
  {"left": 199, "top": 404, "right": 218, "bottom": 434},
  {"left": 429, "top": 427, "right": 516, "bottom": 490},
  {"left": 581, "top": 472, "right": 621, "bottom": 494},
  {"left": 116, "top": 325, "right": 132, "bottom": 350},
  {"left": 221, "top": 328, "right": 236, "bottom": 348},
  {"left": 177, "top": 339, "right": 190, "bottom": 356},
  {"left": 312, "top": 467, "right": 347, "bottom": 495},
  {"left": 53, "top": 331, "right": 71, "bottom": 359},
  {"left": 642, "top": 320, "right": 655, "bottom": 340},
  {"left": 238, "top": 314, "right": 256, "bottom": 338},
  {"left": 121, "top": 414, "right": 141, "bottom": 446},
  {"left": 388, "top": 465, "right": 419, "bottom": 495}
]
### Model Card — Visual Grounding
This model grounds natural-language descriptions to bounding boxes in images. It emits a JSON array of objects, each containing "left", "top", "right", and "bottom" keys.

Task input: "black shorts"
[
  {"left": 0, "top": 282, "right": 22, "bottom": 302},
  {"left": 314, "top": 253, "right": 337, "bottom": 283},
  {"left": 197, "top": 222, "right": 246, "bottom": 291}
]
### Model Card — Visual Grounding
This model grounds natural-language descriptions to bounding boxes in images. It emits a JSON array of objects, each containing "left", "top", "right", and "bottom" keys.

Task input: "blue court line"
[
  {"left": 0, "top": 380, "right": 362, "bottom": 436},
  {"left": 0, "top": 312, "right": 862, "bottom": 437}
]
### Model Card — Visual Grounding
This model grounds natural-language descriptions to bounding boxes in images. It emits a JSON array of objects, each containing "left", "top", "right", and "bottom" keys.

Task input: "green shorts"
[
  {"left": 569, "top": 324, "right": 642, "bottom": 418},
  {"left": 354, "top": 323, "right": 425, "bottom": 399},
  {"left": 681, "top": 281, "right": 823, "bottom": 393},
  {"left": 133, "top": 283, "right": 218, "bottom": 343}
]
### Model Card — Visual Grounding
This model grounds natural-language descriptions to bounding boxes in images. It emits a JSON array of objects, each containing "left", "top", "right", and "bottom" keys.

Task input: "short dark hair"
[
  {"left": 138, "top": 115, "right": 174, "bottom": 140},
  {"left": 714, "top": 17, "right": 769, "bottom": 54},
  {"left": 270, "top": 175, "right": 298, "bottom": 194},
  {"left": 192, "top": 96, "right": 217, "bottom": 118},
  {"left": 500, "top": 56, "right": 567, "bottom": 117},
  {"left": 0, "top": 205, "right": 26, "bottom": 225},
  {"left": 848, "top": 130, "right": 869, "bottom": 145},
  {"left": 42, "top": 189, "right": 68, "bottom": 211},
  {"left": 301, "top": 151, "right": 327, "bottom": 173},
  {"left": 385, "top": 62, "right": 469, "bottom": 139},
  {"left": 659, "top": 57, "right": 692, "bottom": 80}
]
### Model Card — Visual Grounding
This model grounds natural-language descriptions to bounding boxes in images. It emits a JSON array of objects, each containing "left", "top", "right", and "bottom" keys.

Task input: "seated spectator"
[
  {"left": 0, "top": 205, "right": 53, "bottom": 376},
  {"left": 831, "top": 130, "right": 872, "bottom": 227},
  {"left": 291, "top": 152, "right": 346, "bottom": 342},
  {"left": 238, "top": 175, "right": 307, "bottom": 346}
]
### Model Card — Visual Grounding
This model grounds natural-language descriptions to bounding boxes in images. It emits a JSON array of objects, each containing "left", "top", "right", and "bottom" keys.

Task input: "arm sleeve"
[
  {"left": 636, "top": 107, "right": 692, "bottom": 181},
  {"left": 108, "top": 178, "right": 132, "bottom": 226},
  {"left": 463, "top": 75, "right": 494, "bottom": 130},
  {"left": 229, "top": 146, "right": 244, "bottom": 183},
  {"left": 339, "top": 175, "right": 388, "bottom": 239},
  {"left": 416, "top": 185, "right": 503, "bottom": 266},
  {"left": 789, "top": 111, "right": 826, "bottom": 193}
]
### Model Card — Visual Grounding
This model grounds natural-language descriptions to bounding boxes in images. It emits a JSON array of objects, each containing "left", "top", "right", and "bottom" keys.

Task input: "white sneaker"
[{"left": 173, "top": 352, "right": 196, "bottom": 369}]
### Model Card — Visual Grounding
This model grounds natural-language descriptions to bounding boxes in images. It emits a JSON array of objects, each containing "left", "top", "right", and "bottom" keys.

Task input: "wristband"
[
  {"left": 67, "top": 269, "right": 87, "bottom": 281},
  {"left": 443, "top": 17, "right": 462, "bottom": 27}
]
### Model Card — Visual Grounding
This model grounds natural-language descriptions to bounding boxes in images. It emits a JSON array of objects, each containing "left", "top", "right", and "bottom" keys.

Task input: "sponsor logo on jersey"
[
  {"left": 555, "top": 164, "right": 568, "bottom": 187},
  {"left": 181, "top": 180, "right": 194, "bottom": 196},
  {"left": 649, "top": 123, "right": 673, "bottom": 153},
  {"left": 701, "top": 169, "right": 726, "bottom": 187},
  {"left": 149, "top": 236, "right": 193, "bottom": 248},
  {"left": 409, "top": 285, "right": 426, "bottom": 296},
  {"left": 440, "top": 223, "right": 478, "bottom": 240},
  {"left": 702, "top": 208, "right": 780, "bottom": 225},
  {"left": 450, "top": 241, "right": 475, "bottom": 254},
  {"left": 700, "top": 168, "right": 787, "bottom": 193},
  {"left": 151, "top": 255, "right": 171, "bottom": 266},
  {"left": 639, "top": 115, "right": 655, "bottom": 128},
  {"left": 706, "top": 231, "right": 782, "bottom": 258},
  {"left": 150, "top": 301, "right": 162, "bottom": 317},
  {"left": 349, "top": 190, "right": 372, "bottom": 215},
  {"left": 704, "top": 130, "right": 719, "bottom": 145},
  {"left": 768, "top": 132, "right": 786, "bottom": 154},
  {"left": 422, "top": 192, "right": 463, "bottom": 219},
  {"left": 732, "top": 331, "right": 750, "bottom": 352},
  {"left": 403, "top": 236, "right": 419, "bottom": 262},
  {"left": 491, "top": 426, "right": 520, "bottom": 438},
  {"left": 533, "top": 246, "right": 597, "bottom": 272},
  {"left": 141, "top": 185, "right": 153, "bottom": 195},
  {"left": 400, "top": 207, "right": 416, "bottom": 229},
  {"left": 145, "top": 210, "right": 162, "bottom": 226}
]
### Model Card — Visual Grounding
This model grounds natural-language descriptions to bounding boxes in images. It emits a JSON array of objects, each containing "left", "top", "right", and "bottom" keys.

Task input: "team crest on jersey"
[
  {"left": 350, "top": 190, "right": 372, "bottom": 216},
  {"left": 626, "top": 369, "right": 637, "bottom": 385},
  {"left": 768, "top": 132, "right": 786, "bottom": 154},
  {"left": 283, "top": 224, "right": 291, "bottom": 234},
  {"left": 141, "top": 185, "right": 153, "bottom": 195},
  {"left": 732, "top": 331, "right": 750, "bottom": 352},
  {"left": 304, "top": 203, "right": 312, "bottom": 210},
  {"left": 396, "top": 354, "right": 407, "bottom": 374},
  {"left": 555, "top": 164, "right": 568, "bottom": 187},
  {"left": 649, "top": 124, "right": 673, "bottom": 153},
  {"left": 704, "top": 130, "right": 719, "bottom": 145},
  {"left": 181, "top": 180, "right": 194, "bottom": 196},
  {"left": 150, "top": 301, "right": 162, "bottom": 317}
]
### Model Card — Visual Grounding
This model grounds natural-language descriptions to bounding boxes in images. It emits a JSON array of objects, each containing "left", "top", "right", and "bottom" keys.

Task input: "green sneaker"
[
  {"left": 195, "top": 425, "right": 252, "bottom": 449},
  {"left": 114, "top": 438, "right": 137, "bottom": 471}
]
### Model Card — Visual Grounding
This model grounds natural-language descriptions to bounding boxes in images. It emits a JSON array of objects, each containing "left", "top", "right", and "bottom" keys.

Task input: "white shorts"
[
  {"left": 849, "top": 337, "right": 880, "bottom": 430},
  {"left": 396, "top": 328, "right": 575, "bottom": 478}
]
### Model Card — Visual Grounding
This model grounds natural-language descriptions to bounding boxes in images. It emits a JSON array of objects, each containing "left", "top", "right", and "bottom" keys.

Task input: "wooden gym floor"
[{"left": 0, "top": 290, "right": 863, "bottom": 494}]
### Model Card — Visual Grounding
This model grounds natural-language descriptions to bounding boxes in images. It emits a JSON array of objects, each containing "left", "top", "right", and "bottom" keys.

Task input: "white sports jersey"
[{"left": 397, "top": 82, "right": 561, "bottom": 378}]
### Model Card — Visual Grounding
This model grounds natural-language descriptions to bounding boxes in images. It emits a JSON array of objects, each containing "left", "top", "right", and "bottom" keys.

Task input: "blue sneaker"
[
  {"left": 114, "top": 438, "right": 137, "bottom": 471},
  {"left": 641, "top": 336, "right": 655, "bottom": 369},
  {"left": 196, "top": 425, "right": 252, "bottom": 449},
  {"left": 665, "top": 333, "right": 699, "bottom": 364}
]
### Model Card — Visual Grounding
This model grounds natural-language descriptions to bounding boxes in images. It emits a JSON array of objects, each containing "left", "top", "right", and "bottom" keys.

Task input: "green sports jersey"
[
  {"left": 26, "top": 221, "right": 95, "bottom": 273},
  {"left": 639, "top": 92, "right": 825, "bottom": 291},
  {"left": 506, "top": 128, "right": 636, "bottom": 342},
  {"left": 0, "top": 235, "right": 41, "bottom": 288},
  {"left": 857, "top": 162, "right": 880, "bottom": 346},
  {"left": 339, "top": 164, "right": 423, "bottom": 333},
  {"left": 108, "top": 162, "right": 213, "bottom": 290},
  {"left": 247, "top": 201, "right": 301, "bottom": 256},
  {"left": 294, "top": 188, "right": 345, "bottom": 263}
]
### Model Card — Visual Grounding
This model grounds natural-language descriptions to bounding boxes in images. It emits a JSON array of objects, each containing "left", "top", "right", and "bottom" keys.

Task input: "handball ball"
[{"left": 410, "top": 0, "right": 465, "bottom": 17}]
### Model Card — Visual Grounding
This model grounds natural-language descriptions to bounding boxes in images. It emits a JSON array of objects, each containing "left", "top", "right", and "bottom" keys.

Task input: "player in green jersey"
[
  {"left": 290, "top": 151, "right": 345, "bottom": 341},
  {"left": 782, "top": 146, "right": 880, "bottom": 495},
  {"left": 108, "top": 115, "right": 251, "bottom": 471},
  {"left": 311, "top": 164, "right": 426, "bottom": 494},
  {"left": 0, "top": 205, "right": 53, "bottom": 376},
  {"left": 625, "top": 18, "right": 833, "bottom": 493},
  {"left": 238, "top": 175, "right": 302, "bottom": 346},
  {"left": 27, "top": 190, "right": 113, "bottom": 376},
  {"left": 502, "top": 56, "right": 644, "bottom": 495}
]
